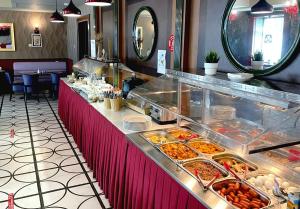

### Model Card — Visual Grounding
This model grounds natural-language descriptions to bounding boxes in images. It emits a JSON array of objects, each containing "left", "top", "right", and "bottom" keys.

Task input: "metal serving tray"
[
  {"left": 207, "top": 118, "right": 266, "bottom": 144},
  {"left": 260, "top": 149, "right": 300, "bottom": 169},
  {"left": 211, "top": 179, "right": 271, "bottom": 209},
  {"left": 140, "top": 130, "right": 177, "bottom": 146},
  {"left": 245, "top": 170, "right": 300, "bottom": 204},
  {"left": 180, "top": 158, "right": 229, "bottom": 184},
  {"left": 159, "top": 142, "right": 200, "bottom": 164},
  {"left": 166, "top": 127, "right": 204, "bottom": 142},
  {"left": 187, "top": 139, "right": 226, "bottom": 156},
  {"left": 212, "top": 153, "right": 258, "bottom": 175}
]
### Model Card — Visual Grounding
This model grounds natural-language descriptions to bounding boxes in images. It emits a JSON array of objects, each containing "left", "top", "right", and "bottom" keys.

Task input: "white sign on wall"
[
  {"left": 91, "top": 40, "right": 96, "bottom": 58},
  {"left": 157, "top": 50, "right": 166, "bottom": 74}
]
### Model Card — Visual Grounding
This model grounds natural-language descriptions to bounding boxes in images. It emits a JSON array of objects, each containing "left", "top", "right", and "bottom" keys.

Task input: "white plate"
[
  {"left": 123, "top": 115, "right": 152, "bottom": 131},
  {"left": 227, "top": 73, "right": 253, "bottom": 82}
]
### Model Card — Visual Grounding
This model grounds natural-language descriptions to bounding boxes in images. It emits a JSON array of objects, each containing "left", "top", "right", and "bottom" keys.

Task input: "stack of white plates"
[{"left": 123, "top": 115, "right": 152, "bottom": 131}]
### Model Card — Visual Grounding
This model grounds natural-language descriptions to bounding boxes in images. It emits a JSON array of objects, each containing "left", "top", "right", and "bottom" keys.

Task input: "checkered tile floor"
[{"left": 0, "top": 95, "right": 111, "bottom": 209}]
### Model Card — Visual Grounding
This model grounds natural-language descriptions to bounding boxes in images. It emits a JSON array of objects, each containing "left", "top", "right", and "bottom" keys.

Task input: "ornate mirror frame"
[
  {"left": 132, "top": 6, "right": 158, "bottom": 61},
  {"left": 221, "top": 0, "right": 300, "bottom": 76}
]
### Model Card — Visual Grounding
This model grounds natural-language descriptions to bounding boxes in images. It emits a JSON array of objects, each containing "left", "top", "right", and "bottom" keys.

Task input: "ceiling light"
[
  {"left": 251, "top": 0, "right": 274, "bottom": 14},
  {"left": 51, "top": 0, "right": 64, "bottom": 23},
  {"left": 63, "top": 0, "right": 81, "bottom": 17},
  {"left": 85, "top": 0, "right": 112, "bottom": 7},
  {"left": 51, "top": 11, "right": 65, "bottom": 23}
]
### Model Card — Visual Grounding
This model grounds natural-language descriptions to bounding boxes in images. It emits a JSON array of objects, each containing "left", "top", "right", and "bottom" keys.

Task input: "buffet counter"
[
  {"left": 61, "top": 56, "right": 300, "bottom": 209},
  {"left": 58, "top": 79, "right": 209, "bottom": 209}
]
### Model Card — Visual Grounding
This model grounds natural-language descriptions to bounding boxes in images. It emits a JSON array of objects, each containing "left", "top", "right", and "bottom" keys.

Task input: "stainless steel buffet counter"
[{"left": 70, "top": 58, "right": 300, "bottom": 209}]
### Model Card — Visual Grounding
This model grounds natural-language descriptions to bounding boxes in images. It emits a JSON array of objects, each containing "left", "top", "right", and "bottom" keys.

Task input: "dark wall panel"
[
  {"left": 102, "top": 8, "right": 114, "bottom": 57},
  {"left": 126, "top": 0, "right": 173, "bottom": 75}
]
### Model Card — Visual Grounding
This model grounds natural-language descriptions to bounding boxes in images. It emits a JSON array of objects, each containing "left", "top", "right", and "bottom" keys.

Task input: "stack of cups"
[
  {"left": 103, "top": 91, "right": 122, "bottom": 111},
  {"left": 110, "top": 97, "right": 122, "bottom": 112}
]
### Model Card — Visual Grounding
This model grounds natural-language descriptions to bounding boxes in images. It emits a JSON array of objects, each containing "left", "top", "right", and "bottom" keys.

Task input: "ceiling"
[{"left": 0, "top": 0, "right": 85, "bottom": 12}]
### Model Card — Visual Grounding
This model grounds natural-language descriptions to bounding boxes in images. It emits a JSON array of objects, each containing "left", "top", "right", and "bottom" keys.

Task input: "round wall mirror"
[
  {"left": 133, "top": 7, "right": 158, "bottom": 61},
  {"left": 222, "top": 0, "right": 300, "bottom": 76}
]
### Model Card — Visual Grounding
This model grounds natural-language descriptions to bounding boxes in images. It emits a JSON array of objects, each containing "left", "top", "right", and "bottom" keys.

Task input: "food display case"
[
  {"left": 72, "top": 57, "right": 132, "bottom": 87},
  {"left": 127, "top": 69, "right": 300, "bottom": 209}
]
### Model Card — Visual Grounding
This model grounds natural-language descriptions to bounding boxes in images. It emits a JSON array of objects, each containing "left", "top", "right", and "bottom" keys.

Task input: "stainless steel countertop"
[
  {"left": 126, "top": 131, "right": 290, "bottom": 209},
  {"left": 63, "top": 78, "right": 290, "bottom": 209}
]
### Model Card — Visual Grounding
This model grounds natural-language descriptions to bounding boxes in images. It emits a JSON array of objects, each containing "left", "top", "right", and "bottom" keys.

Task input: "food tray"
[
  {"left": 245, "top": 171, "right": 300, "bottom": 200},
  {"left": 260, "top": 149, "right": 300, "bottom": 174},
  {"left": 181, "top": 158, "right": 229, "bottom": 183},
  {"left": 212, "top": 153, "right": 258, "bottom": 175},
  {"left": 211, "top": 179, "right": 271, "bottom": 209},
  {"left": 208, "top": 119, "right": 264, "bottom": 141},
  {"left": 209, "top": 123, "right": 253, "bottom": 144},
  {"left": 187, "top": 139, "right": 225, "bottom": 155},
  {"left": 225, "top": 131, "right": 253, "bottom": 143},
  {"left": 159, "top": 142, "right": 200, "bottom": 163},
  {"left": 140, "top": 130, "right": 177, "bottom": 146},
  {"left": 166, "top": 127, "right": 203, "bottom": 141}
]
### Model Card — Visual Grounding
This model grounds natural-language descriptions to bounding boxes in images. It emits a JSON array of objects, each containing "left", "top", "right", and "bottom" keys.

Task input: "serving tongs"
[
  {"left": 273, "top": 178, "right": 288, "bottom": 202},
  {"left": 194, "top": 169, "right": 220, "bottom": 191},
  {"left": 223, "top": 162, "right": 242, "bottom": 182}
]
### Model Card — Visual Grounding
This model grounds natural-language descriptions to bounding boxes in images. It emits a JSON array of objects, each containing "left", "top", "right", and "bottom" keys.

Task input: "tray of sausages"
[{"left": 212, "top": 179, "right": 271, "bottom": 209}]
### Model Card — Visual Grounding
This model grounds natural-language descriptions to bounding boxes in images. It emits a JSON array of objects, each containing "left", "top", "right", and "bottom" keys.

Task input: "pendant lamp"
[
  {"left": 85, "top": 0, "right": 112, "bottom": 7},
  {"left": 251, "top": 0, "right": 274, "bottom": 14},
  {"left": 50, "top": 0, "right": 64, "bottom": 23},
  {"left": 63, "top": 0, "right": 81, "bottom": 17}
]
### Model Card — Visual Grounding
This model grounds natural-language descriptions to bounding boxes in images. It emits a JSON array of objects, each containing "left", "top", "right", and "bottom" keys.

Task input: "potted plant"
[
  {"left": 251, "top": 51, "right": 264, "bottom": 70},
  {"left": 204, "top": 51, "right": 220, "bottom": 75}
]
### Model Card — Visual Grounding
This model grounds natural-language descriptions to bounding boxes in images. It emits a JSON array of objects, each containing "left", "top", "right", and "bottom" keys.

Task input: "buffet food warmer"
[
  {"left": 73, "top": 57, "right": 130, "bottom": 88},
  {"left": 127, "top": 69, "right": 300, "bottom": 209},
  {"left": 70, "top": 58, "right": 300, "bottom": 208}
]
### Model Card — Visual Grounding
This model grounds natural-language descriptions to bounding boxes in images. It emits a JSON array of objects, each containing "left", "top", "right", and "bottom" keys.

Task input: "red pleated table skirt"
[{"left": 58, "top": 80, "right": 207, "bottom": 209}]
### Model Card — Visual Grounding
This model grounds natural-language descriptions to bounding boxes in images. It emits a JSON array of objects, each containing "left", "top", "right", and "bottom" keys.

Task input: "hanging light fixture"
[
  {"left": 63, "top": 0, "right": 81, "bottom": 17},
  {"left": 50, "top": 0, "right": 64, "bottom": 23},
  {"left": 251, "top": 0, "right": 274, "bottom": 14},
  {"left": 85, "top": 0, "right": 112, "bottom": 7}
]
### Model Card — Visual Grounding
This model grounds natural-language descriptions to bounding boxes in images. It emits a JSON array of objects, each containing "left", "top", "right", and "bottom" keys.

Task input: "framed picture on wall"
[
  {"left": 0, "top": 23, "right": 16, "bottom": 51},
  {"left": 32, "top": 34, "right": 42, "bottom": 47}
]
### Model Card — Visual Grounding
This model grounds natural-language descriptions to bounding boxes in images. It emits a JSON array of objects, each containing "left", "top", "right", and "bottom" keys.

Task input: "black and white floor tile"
[{"left": 0, "top": 95, "right": 112, "bottom": 209}]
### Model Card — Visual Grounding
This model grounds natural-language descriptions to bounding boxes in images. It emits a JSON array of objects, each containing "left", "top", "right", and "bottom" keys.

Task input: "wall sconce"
[
  {"left": 34, "top": 27, "right": 40, "bottom": 34},
  {"left": 29, "top": 27, "right": 42, "bottom": 48}
]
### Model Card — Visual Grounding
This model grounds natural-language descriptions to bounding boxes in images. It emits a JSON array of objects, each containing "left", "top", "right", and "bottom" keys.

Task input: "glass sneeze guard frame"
[
  {"left": 73, "top": 57, "right": 122, "bottom": 88},
  {"left": 72, "top": 58, "right": 300, "bottom": 157},
  {"left": 129, "top": 69, "right": 300, "bottom": 156}
]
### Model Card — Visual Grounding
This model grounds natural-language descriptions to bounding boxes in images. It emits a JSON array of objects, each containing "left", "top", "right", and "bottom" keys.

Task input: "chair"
[
  {"left": 22, "top": 74, "right": 39, "bottom": 102},
  {"left": 51, "top": 73, "right": 60, "bottom": 100},
  {"left": 4, "top": 72, "right": 23, "bottom": 101}
]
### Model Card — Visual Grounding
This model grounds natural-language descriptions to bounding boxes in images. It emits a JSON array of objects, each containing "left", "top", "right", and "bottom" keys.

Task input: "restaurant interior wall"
[
  {"left": 0, "top": 10, "right": 67, "bottom": 59},
  {"left": 102, "top": 7, "right": 114, "bottom": 58},
  {"left": 125, "top": 0, "right": 173, "bottom": 75},
  {"left": 196, "top": 0, "right": 300, "bottom": 84},
  {"left": 67, "top": 4, "right": 95, "bottom": 63}
]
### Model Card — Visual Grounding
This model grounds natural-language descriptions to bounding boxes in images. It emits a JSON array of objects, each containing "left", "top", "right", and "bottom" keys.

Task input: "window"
[{"left": 252, "top": 15, "right": 284, "bottom": 65}]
